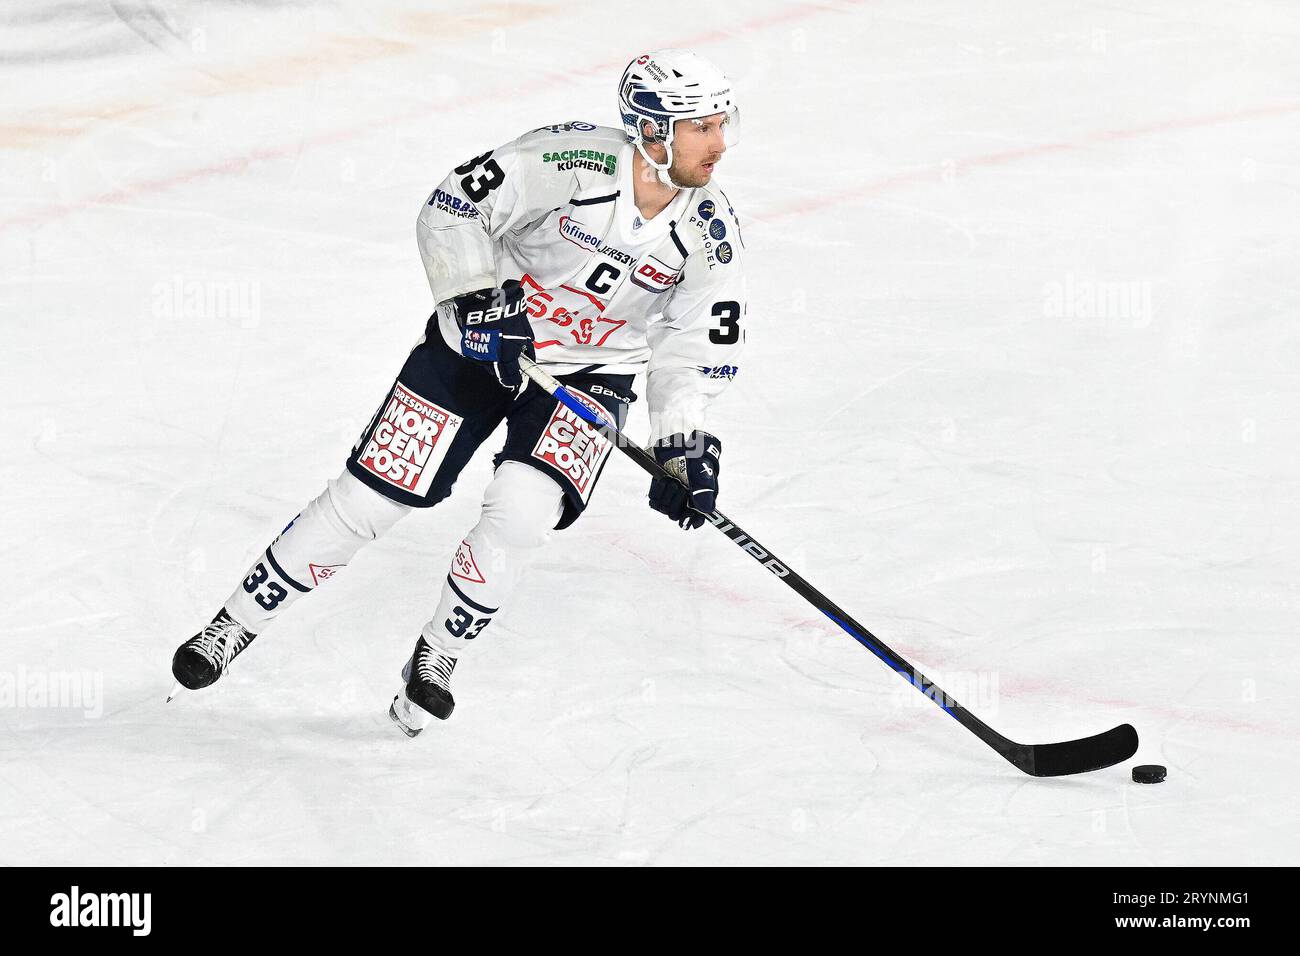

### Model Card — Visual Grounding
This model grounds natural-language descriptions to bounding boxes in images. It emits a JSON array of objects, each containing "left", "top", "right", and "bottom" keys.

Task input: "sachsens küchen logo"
[{"left": 542, "top": 148, "right": 617, "bottom": 175}]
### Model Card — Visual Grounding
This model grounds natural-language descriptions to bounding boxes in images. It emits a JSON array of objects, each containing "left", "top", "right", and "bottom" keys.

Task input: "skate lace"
[
  {"left": 191, "top": 617, "right": 252, "bottom": 674},
  {"left": 417, "top": 648, "right": 456, "bottom": 692}
]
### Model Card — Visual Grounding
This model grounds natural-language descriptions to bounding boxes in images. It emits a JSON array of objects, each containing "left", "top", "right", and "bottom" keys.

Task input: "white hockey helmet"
[{"left": 618, "top": 50, "right": 739, "bottom": 186}]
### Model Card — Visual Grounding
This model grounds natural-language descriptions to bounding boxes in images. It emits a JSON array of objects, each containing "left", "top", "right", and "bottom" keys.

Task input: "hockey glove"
[
  {"left": 438, "top": 280, "right": 535, "bottom": 390},
  {"left": 648, "top": 431, "right": 722, "bottom": 530}
]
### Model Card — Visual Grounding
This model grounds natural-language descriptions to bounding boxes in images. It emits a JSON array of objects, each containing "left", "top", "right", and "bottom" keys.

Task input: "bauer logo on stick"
[{"left": 357, "top": 382, "right": 464, "bottom": 497}]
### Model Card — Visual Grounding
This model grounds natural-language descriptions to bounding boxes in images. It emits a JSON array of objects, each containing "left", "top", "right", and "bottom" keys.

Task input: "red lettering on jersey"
[{"left": 518, "top": 273, "right": 626, "bottom": 348}]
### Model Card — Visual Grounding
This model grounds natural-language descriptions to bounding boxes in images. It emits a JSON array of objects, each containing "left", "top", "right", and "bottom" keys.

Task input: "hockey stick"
[{"left": 521, "top": 355, "right": 1138, "bottom": 776}]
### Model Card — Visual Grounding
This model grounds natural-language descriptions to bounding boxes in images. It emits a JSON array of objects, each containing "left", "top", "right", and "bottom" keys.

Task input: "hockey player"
[{"left": 170, "top": 50, "right": 746, "bottom": 736}]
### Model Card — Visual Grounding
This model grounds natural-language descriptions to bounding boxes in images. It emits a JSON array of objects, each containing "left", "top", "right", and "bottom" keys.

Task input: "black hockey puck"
[{"left": 1132, "top": 764, "right": 1166, "bottom": 784}]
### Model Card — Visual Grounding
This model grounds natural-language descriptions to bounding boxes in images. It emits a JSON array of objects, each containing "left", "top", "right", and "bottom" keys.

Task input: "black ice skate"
[
  {"left": 170, "top": 609, "right": 258, "bottom": 694},
  {"left": 388, "top": 636, "right": 457, "bottom": 737}
]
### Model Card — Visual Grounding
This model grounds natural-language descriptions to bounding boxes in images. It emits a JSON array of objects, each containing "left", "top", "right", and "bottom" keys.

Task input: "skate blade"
[{"left": 388, "top": 696, "right": 426, "bottom": 738}]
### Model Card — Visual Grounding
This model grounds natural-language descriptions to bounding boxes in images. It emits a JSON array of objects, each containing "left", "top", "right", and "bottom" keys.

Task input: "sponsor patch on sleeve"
[
  {"left": 357, "top": 382, "right": 463, "bottom": 497},
  {"left": 427, "top": 188, "right": 479, "bottom": 219},
  {"left": 697, "top": 364, "right": 739, "bottom": 380}
]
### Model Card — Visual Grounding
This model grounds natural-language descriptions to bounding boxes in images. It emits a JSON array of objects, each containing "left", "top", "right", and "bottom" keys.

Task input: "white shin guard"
[
  {"left": 422, "top": 461, "right": 565, "bottom": 656},
  {"left": 224, "top": 469, "right": 410, "bottom": 632}
]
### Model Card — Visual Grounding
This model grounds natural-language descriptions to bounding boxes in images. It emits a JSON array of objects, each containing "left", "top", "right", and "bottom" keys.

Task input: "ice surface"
[{"left": 2, "top": 0, "right": 1297, "bottom": 865}]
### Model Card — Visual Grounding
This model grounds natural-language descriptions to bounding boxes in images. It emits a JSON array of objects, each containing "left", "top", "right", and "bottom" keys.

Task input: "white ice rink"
[{"left": 2, "top": 0, "right": 1297, "bottom": 866}]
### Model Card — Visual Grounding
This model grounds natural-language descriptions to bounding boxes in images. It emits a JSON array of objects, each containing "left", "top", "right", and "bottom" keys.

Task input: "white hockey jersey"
[{"left": 416, "top": 122, "right": 746, "bottom": 440}]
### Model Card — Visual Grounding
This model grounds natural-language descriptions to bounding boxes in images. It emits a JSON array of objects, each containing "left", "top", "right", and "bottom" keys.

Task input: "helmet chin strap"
[{"left": 635, "top": 139, "right": 684, "bottom": 190}]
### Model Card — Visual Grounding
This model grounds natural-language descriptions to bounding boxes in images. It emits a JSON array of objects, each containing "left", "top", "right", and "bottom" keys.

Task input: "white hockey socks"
[
  {"left": 224, "top": 469, "right": 410, "bottom": 632},
  {"left": 421, "top": 461, "right": 565, "bottom": 656}
]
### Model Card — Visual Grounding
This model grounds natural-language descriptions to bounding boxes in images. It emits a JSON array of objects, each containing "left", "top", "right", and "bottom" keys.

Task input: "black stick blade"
[{"left": 1016, "top": 723, "right": 1139, "bottom": 777}]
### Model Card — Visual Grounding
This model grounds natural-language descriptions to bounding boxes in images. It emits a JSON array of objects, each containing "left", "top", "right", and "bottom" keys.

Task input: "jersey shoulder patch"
[
  {"left": 528, "top": 120, "right": 607, "bottom": 136},
  {"left": 517, "top": 123, "right": 627, "bottom": 182},
  {"left": 676, "top": 180, "right": 744, "bottom": 272}
]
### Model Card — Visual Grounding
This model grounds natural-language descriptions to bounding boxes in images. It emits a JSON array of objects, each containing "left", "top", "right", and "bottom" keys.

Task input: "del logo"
[
  {"left": 630, "top": 255, "right": 680, "bottom": 293},
  {"left": 531, "top": 391, "right": 614, "bottom": 502},
  {"left": 358, "top": 382, "right": 463, "bottom": 497},
  {"left": 50, "top": 886, "right": 151, "bottom": 936},
  {"left": 697, "top": 199, "right": 715, "bottom": 220},
  {"left": 715, "top": 241, "right": 733, "bottom": 264},
  {"left": 708, "top": 219, "right": 726, "bottom": 240}
]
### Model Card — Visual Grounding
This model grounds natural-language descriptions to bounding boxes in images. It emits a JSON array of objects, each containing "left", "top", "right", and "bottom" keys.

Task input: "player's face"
[{"left": 668, "top": 113, "right": 729, "bottom": 187}]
